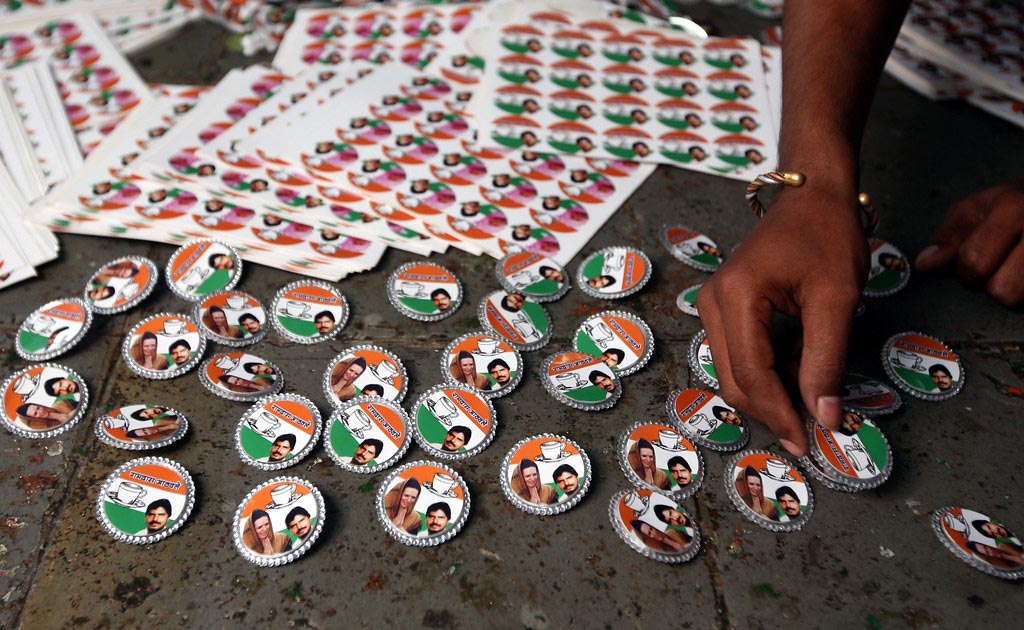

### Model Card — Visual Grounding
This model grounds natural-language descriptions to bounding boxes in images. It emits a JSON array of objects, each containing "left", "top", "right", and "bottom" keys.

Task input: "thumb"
[{"left": 798, "top": 292, "right": 857, "bottom": 430}]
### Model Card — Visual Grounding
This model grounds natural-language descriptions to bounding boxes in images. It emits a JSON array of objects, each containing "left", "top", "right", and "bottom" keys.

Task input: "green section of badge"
[
  {"left": 565, "top": 384, "right": 612, "bottom": 403},
  {"left": 865, "top": 269, "right": 902, "bottom": 291},
  {"left": 416, "top": 407, "right": 462, "bottom": 450},
  {"left": 195, "top": 269, "right": 232, "bottom": 296},
  {"left": 520, "top": 302, "right": 550, "bottom": 334},
  {"left": 240, "top": 425, "right": 274, "bottom": 460},
  {"left": 858, "top": 423, "right": 890, "bottom": 471},
  {"left": 104, "top": 501, "right": 175, "bottom": 535},
  {"left": 277, "top": 315, "right": 318, "bottom": 338},
  {"left": 582, "top": 253, "right": 605, "bottom": 280},
  {"left": 574, "top": 331, "right": 602, "bottom": 361},
  {"left": 16, "top": 330, "right": 49, "bottom": 354},
  {"left": 708, "top": 423, "right": 743, "bottom": 444},
  {"left": 700, "top": 362, "right": 717, "bottom": 380},
  {"left": 893, "top": 366, "right": 952, "bottom": 394},
  {"left": 523, "top": 278, "right": 559, "bottom": 297},
  {"left": 398, "top": 296, "right": 438, "bottom": 315}
]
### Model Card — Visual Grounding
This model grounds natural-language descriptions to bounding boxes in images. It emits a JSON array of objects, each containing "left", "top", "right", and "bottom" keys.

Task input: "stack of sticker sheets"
[{"left": 0, "top": 163, "right": 60, "bottom": 290}]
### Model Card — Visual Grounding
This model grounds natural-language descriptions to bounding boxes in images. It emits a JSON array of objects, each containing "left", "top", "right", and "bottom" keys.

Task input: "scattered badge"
[
  {"left": 232, "top": 477, "right": 326, "bottom": 566},
  {"left": 387, "top": 261, "right": 462, "bottom": 321},
  {"left": 932, "top": 507, "right": 1024, "bottom": 580},
  {"left": 84, "top": 256, "right": 158, "bottom": 314},
  {"left": 192, "top": 290, "right": 268, "bottom": 347},
  {"left": 122, "top": 313, "right": 206, "bottom": 379},
  {"left": 495, "top": 251, "right": 571, "bottom": 302},
  {"left": 236, "top": 394, "right": 322, "bottom": 471},
  {"left": 882, "top": 332, "right": 964, "bottom": 401},
  {"left": 660, "top": 225, "right": 724, "bottom": 272},
  {"left": 270, "top": 280, "right": 349, "bottom": 344},
  {"left": 676, "top": 283, "right": 701, "bottom": 316},
  {"left": 808, "top": 410, "right": 892, "bottom": 491},
  {"left": 1, "top": 363, "right": 89, "bottom": 439},
  {"left": 725, "top": 450, "right": 814, "bottom": 532},
  {"left": 573, "top": 310, "right": 654, "bottom": 377},
  {"left": 619, "top": 421, "right": 704, "bottom": 499},
  {"left": 688, "top": 329, "right": 718, "bottom": 389},
  {"left": 478, "top": 289, "right": 552, "bottom": 351},
  {"left": 541, "top": 350, "right": 622, "bottom": 410},
  {"left": 165, "top": 239, "right": 242, "bottom": 301},
  {"left": 95, "top": 404, "right": 188, "bottom": 450},
  {"left": 376, "top": 461, "right": 470, "bottom": 546},
  {"left": 501, "top": 434, "right": 591, "bottom": 515},
  {"left": 442, "top": 332, "right": 523, "bottom": 398},
  {"left": 667, "top": 389, "right": 749, "bottom": 451},
  {"left": 609, "top": 488, "right": 701, "bottom": 563},
  {"left": 411, "top": 384, "right": 497, "bottom": 460},
  {"left": 324, "top": 397, "right": 411, "bottom": 474},
  {"left": 323, "top": 345, "right": 408, "bottom": 408},
  {"left": 96, "top": 457, "right": 195, "bottom": 544},
  {"left": 199, "top": 352, "right": 283, "bottom": 402},
  {"left": 576, "top": 246, "right": 652, "bottom": 299},
  {"left": 863, "top": 238, "right": 910, "bottom": 297},
  {"left": 16, "top": 298, "right": 93, "bottom": 361},
  {"left": 841, "top": 372, "right": 902, "bottom": 417},
  {"left": 798, "top": 456, "right": 858, "bottom": 493}
]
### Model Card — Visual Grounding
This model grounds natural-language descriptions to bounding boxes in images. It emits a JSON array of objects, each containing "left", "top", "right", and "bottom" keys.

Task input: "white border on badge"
[
  {"left": 323, "top": 396, "right": 412, "bottom": 474},
  {"left": 1, "top": 363, "right": 90, "bottom": 439},
  {"left": 500, "top": 433, "right": 592, "bottom": 516},
  {"left": 95, "top": 456, "right": 195, "bottom": 545},
  {"left": 121, "top": 313, "right": 207, "bottom": 380},
  {"left": 375, "top": 460, "right": 470, "bottom": 547},
  {"left": 231, "top": 476, "right": 326, "bottom": 566},
  {"left": 235, "top": 394, "right": 323, "bottom": 471},
  {"left": 15, "top": 298, "right": 94, "bottom": 361},
  {"left": 94, "top": 405, "right": 189, "bottom": 451},
  {"left": 608, "top": 488, "right": 702, "bottom": 564},
  {"left": 83, "top": 256, "right": 158, "bottom": 315},
  {"left": 617, "top": 421, "right": 705, "bottom": 500},
  {"left": 724, "top": 450, "right": 815, "bottom": 533}
]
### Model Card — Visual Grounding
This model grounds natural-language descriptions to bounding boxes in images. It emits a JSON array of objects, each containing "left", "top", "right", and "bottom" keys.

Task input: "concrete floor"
[{"left": 3, "top": 13, "right": 1024, "bottom": 630}]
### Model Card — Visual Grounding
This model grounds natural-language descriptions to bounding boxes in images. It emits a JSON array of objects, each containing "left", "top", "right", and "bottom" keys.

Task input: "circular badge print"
[
  {"left": 478, "top": 290, "right": 552, "bottom": 351},
  {"left": 192, "top": 290, "right": 268, "bottom": 346},
  {"left": 95, "top": 404, "right": 188, "bottom": 450},
  {"left": 165, "top": 239, "right": 241, "bottom": 301},
  {"left": 609, "top": 488, "right": 700, "bottom": 563},
  {"left": 619, "top": 422, "right": 704, "bottom": 499},
  {"left": 123, "top": 313, "right": 205, "bottom": 379},
  {"left": 676, "top": 283, "right": 701, "bottom": 316},
  {"left": 1, "top": 364, "right": 88, "bottom": 439},
  {"left": 667, "top": 389, "right": 749, "bottom": 451},
  {"left": 270, "top": 280, "right": 349, "bottom": 344},
  {"left": 798, "top": 455, "right": 858, "bottom": 493},
  {"left": 688, "top": 329, "right": 718, "bottom": 389},
  {"left": 660, "top": 225, "right": 723, "bottom": 272},
  {"left": 863, "top": 238, "right": 910, "bottom": 297},
  {"left": 236, "top": 394, "right": 322, "bottom": 470},
  {"left": 841, "top": 372, "right": 902, "bottom": 417},
  {"left": 412, "top": 384, "right": 497, "bottom": 460},
  {"left": 387, "top": 262, "right": 462, "bottom": 321},
  {"left": 808, "top": 411, "right": 892, "bottom": 490},
  {"left": 232, "top": 477, "right": 325, "bottom": 566},
  {"left": 376, "top": 461, "right": 470, "bottom": 546},
  {"left": 541, "top": 351, "right": 622, "bottom": 410},
  {"left": 573, "top": 310, "right": 653, "bottom": 377},
  {"left": 96, "top": 457, "right": 195, "bottom": 544},
  {"left": 84, "top": 256, "right": 158, "bottom": 314},
  {"left": 200, "top": 352, "right": 283, "bottom": 401},
  {"left": 324, "top": 345, "right": 408, "bottom": 408},
  {"left": 324, "top": 398, "right": 411, "bottom": 473},
  {"left": 576, "top": 246, "right": 652, "bottom": 299},
  {"left": 442, "top": 332, "right": 523, "bottom": 398},
  {"left": 882, "top": 332, "right": 964, "bottom": 401},
  {"left": 16, "top": 298, "right": 93, "bottom": 361},
  {"left": 501, "top": 434, "right": 591, "bottom": 515},
  {"left": 725, "top": 451, "right": 814, "bottom": 532},
  {"left": 495, "top": 251, "right": 570, "bottom": 301},
  {"left": 932, "top": 507, "right": 1024, "bottom": 580}
]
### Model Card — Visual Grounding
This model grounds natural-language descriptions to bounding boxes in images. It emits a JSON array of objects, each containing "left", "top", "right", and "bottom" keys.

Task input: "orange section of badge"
[
  {"left": 360, "top": 402, "right": 406, "bottom": 448},
  {"left": 264, "top": 400, "right": 315, "bottom": 435},
  {"left": 283, "top": 284, "right": 341, "bottom": 305},
  {"left": 893, "top": 335, "right": 953, "bottom": 361},
  {"left": 508, "top": 437, "right": 580, "bottom": 466},
  {"left": 169, "top": 242, "right": 212, "bottom": 281},
  {"left": 547, "top": 351, "right": 599, "bottom": 376},
  {"left": 620, "top": 251, "right": 646, "bottom": 287},
  {"left": 671, "top": 389, "right": 713, "bottom": 419},
  {"left": 443, "top": 389, "right": 492, "bottom": 431},
  {"left": 240, "top": 480, "right": 312, "bottom": 520},
  {"left": 616, "top": 488, "right": 654, "bottom": 530},
  {"left": 41, "top": 302, "right": 87, "bottom": 323},
  {"left": 602, "top": 315, "right": 645, "bottom": 353},
  {"left": 811, "top": 424, "right": 857, "bottom": 476},
  {"left": 628, "top": 424, "right": 691, "bottom": 450},
  {"left": 501, "top": 252, "right": 543, "bottom": 275},
  {"left": 664, "top": 227, "right": 698, "bottom": 246},
  {"left": 118, "top": 464, "right": 187, "bottom": 495},
  {"left": 396, "top": 263, "right": 454, "bottom": 283},
  {"left": 484, "top": 301, "right": 526, "bottom": 344},
  {"left": 452, "top": 334, "right": 513, "bottom": 356}
]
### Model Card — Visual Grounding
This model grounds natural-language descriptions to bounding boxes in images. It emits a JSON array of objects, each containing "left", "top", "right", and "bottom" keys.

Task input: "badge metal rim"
[
  {"left": 375, "top": 460, "right": 471, "bottom": 547},
  {"left": 665, "top": 388, "right": 750, "bottom": 452},
  {"left": 94, "top": 405, "right": 189, "bottom": 451},
  {"left": 83, "top": 256, "right": 159, "bottom": 315},
  {"left": 95, "top": 456, "right": 196, "bottom": 545},
  {"left": 1, "top": 363, "right": 90, "bottom": 439},
  {"left": 930, "top": 506, "right": 1024, "bottom": 581},
  {"left": 15, "top": 297, "right": 94, "bottom": 362},
  {"left": 494, "top": 252, "right": 571, "bottom": 303},
  {"left": 164, "top": 238, "right": 242, "bottom": 302},
  {"left": 841, "top": 372, "right": 903, "bottom": 418},
  {"left": 269, "top": 279, "right": 350, "bottom": 345},
  {"left": 607, "top": 488, "right": 702, "bottom": 564},
  {"left": 724, "top": 450, "right": 815, "bottom": 533},
  {"left": 323, "top": 396, "right": 412, "bottom": 474},
  {"left": 411, "top": 383, "right": 498, "bottom": 461},
  {"left": 798, "top": 456, "right": 859, "bottom": 493},
  {"left": 440, "top": 331, "right": 524, "bottom": 399},
  {"left": 659, "top": 224, "right": 722, "bottom": 273},
  {"left": 235, "top": 394, "right": 323, "bottom": 471},
  {"left": 676, "top": 282, "right": 702, "bottom": 317},
  {"left": 322, "top": 345, "right": 409, "bottom": 408},
  {"left": 499, "top": 433, "right": 592, "bottom": 516},
  {"left": 198, "top": 353, "right": 284, "bottom": 402},
  {"left": 575, "top": 246, "right": 653, "bottom": 300},
  {"left": 617, "top": 421, "right": 705, "bottom": 500},
  {"left": 386, "top": 261, "right": 464, "bottom": 322},
  {"left": 190, "top": 290, "right": 269, "bottom": 347},
  {"left": 881, "top": 331, "right": 965, "bottom": 402},
  {"left": 539, "top": 351, "right": 623, "bottom": 411},
  {"left": 807, "top": 413, "right": 893, "bottom": 491},
  {"left": 572, "top": 309, "right": 654, "bottom": 378},
  {"left": 687, "top": 329, "right": 719, "bottom": 390},
  {"left": 121, "top": 313, "right": 207, "bottom": 380},
  {"left": 477, "top": 289, "right": 553, "bottom": 352},
  {"left": 862, "top": 238, "right": 911, "bottom": 298},
  {"left": 231, "top": 476, "right": 326, "bottom": 566}
]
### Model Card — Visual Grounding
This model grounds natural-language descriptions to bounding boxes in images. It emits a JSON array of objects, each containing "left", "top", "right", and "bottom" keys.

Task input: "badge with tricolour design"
[
  {"left": 541, "top": 351, "right": 622, "bottom": 410},
  {"left": 573, "top": 310, "right": 653, "bottom": 377},
  {"left": 16, "top": 298, "right": 93, "bottom": 361},
  {"left": 199, "top": 352, "right": 283, "bottom": 402},
  {"left": 412, "top": 384, "right": 497, "bottom": 460},
  {"left": 619, "top": 422, "right": 704, "bottom": 499},
  {"left": 808, "top": 411, "right": 892, "bottom": 490},
  {"left": 236, "top": 394, "right": 322, "bottom": 471},
  {"left": 478, "top": 290, "right": 551, "bottom": 351},
  {"left": 387, "top": 262, "right": 462, "bottom": 321},
  {"left": 165, "top": 239, "right": 241, "bottom": 301},
  {"left": 233, "top": 477, "right": 325, "bottom": 566},
  {"left": 725, "top": 451, "right": 814, "bottom": 532},
  {"left": 1, "top": 364, "right": 88, "bottom": 439},
  {"left": 660, "top": 225, "right": 724, "bottom": 272},
  {"left": 576, "top": 246, "right": 652, "bottom": 299},
  {"left": 323, "top": 346, "right": 408, "bottom": 408},
  {"left": 841, "top": 372, "right": 902, "bottom": 417},
  {"left": 376, "top": 461, "right": 470, "bottom": 546},
  {"left": 442, "top": 332, "right": 523, "bottom": 398},
  {"left": 122, "top": 313, "right": 205, "bottom": 379},
  {"left": 882, "top": 332, "right": 964, "bottom": 401},
  {"left": 799, "top": 455, "right": 858, "bottom": 493},
  {"left": 495, "top": 251, "right": 570, "bottom": 301},
  {"left": 501, "top": 434, "right": 591, "bottom": 515},
  {"left": 667, "top": 389, "right": 749, "bottom": 451},
  {"left": 676, "top": 283, "right": 701, "bottom": 316},
  {"left": 609, "top": 488, "right": 701, "bottom": 563},
  {"left": 84, "top": 256, "right": 158, "bottom": 314},
  {"left": 688, "top": 329, "right": 718, "bottom": 389},
  {"left": 270, "top": 280, "right": 349, "bottom": 344},
  {"left": 863, "top": 238, "right": 910, "bottom": 297},
  {"left": 932, "top": 507, "right": 1024, "bottom": 580},
  {"left": 96, "top": 457, "right": 195, "bottom": 544},
  {"left": 192, "top": 290, "right": 268, "bottom": 346},
  {"left": 95, "top": 404, "right": 188, "bottom": 450},
  {"left": 325, "top": 398, "right": 411, "bottom": 473}
]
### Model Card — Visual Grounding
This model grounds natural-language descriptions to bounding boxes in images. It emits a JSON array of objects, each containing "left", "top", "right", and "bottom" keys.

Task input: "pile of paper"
[{"left": 0, "top": 164, "right": 60, "bottom": 289}]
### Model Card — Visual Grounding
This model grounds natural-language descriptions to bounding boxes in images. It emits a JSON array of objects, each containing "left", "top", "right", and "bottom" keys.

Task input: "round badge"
[
  {"left": 376, "top": 461, "right": 470, "bottom": 546},
  {"left": 541, "top": 351, "right": 622, "bottom": 410},
  {"left": 1, "top": 364, "right": 89, "bottom": 439},
  {"left": 96, "top": 457, "right": 195, "bottom": 544},
  {"left": 676, "top": 283, "right": 701, "bottom": 317},
  {"left": 270, "top": 280, "right": 349, "bottom": 344},
  {"left": 442, "top": 332, "right": 523, "bottom": 398},
  {"left": 798, "top": 456, "right": 858, "bottom": 493},
  {"left": 667, "top": 389, "right": 749, "bottom": 451},
  {"left": 478, "top": 290, "right": 552, "bottom": 351},
  {"left": 95, "top": 404, "right": 188, "bottom": 450},
  {"left": 323, "top": 345, "right": 408, "bottom": 408},
  {"left": 573, "top": 310, "right": 654, "bottom": 377},
  {"left": 932, "top": 507, "right": 1024, "bottom": 580},
  {"left": 16, "top": 298, "right": 93, "bottom": 361},
  {"left": 84, "top": 256, "right": 158, "bottom": 314},
  {"left": 387, "top": 262, "right": 462, "bottom": 321},
  {"left": 863, "top": 238, "right": 910, "bottom": 297},
  {"left": 192, "top": 290, "right": 268, "bottom": 346},
  {"left": 165, "top": 239, "right": 242, "bottom": 301},
  {"left": 688, "top": 329, "right": 718, "bottom": 389},
  {"left": 411, "top": 384, "right": 497, "bottom": 460},
  {"left": 494, "top": 251, "right": 570, "bottom": 302},
  {"left": 725, "top": 451, "right": 814, "bottom": 532},
  {"left": 618, "top": 422, "right": 704, "bottom": 499},
  {"left": 232, "top": 477, "right": 325, "bottom": 566},
  {"left": 199, "top": 352, "right": 283, "bottom": 401},
  {"left": 608, "top": 488, "right": 701, "bottom": 563},
  {"left": 808, "top": 411, "right": 893, "bottom": 490},
  {"left": 236, "top": 394, "right": 322, "bottom": 470},
  {"left": 501, "top": 434, "right": 591, "bottom": 515},
  {"left": 576, "top": 246, "right": 652, "bottom": 299},
  {"left": 842, "top": 372, "right": 903, "bottom": 417},
  {"left": 882, "top": 332, "right": 964, "bottom": 401},
  {"left": 660, "top": 225, "right": 723, "bottom": 272},
  {"left": 325, "top": 398, "right": 411, "bottom": 473},
  {"left": 122, "top": 313, "right": 206, "bottom": 379}
]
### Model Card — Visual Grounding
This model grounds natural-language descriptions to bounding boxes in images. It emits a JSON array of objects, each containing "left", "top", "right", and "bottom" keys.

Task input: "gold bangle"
[{"left": 744, "top": 171, "right": 878, "bottom": 235}]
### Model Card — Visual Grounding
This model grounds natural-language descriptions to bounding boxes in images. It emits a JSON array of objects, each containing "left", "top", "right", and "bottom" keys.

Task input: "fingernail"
[
  {"left": 780, "top": 438, "right": 806, "bottom": 458},
  {"left": 817, "top": 395, "right": 841, "bottom": 429},
  {"left": 915, "top": 244, "right": 940, "bottom": 270}
]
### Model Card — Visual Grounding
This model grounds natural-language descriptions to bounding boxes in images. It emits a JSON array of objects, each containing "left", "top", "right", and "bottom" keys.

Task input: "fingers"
[
  {"left": 797, "top": 286, "right": 859, "bottom": 431},
  {"left": 696, "top": 284, "right": 753, "bottom": 415},
  {"left": 916, "top": 184, "right": 1017, "bottom": 271},
  {"left": 987, "top": 240, "right": 1024, "bottom": 306},
  {"left": 955, "top": 187, "right": 1024, "bottom": 285}
]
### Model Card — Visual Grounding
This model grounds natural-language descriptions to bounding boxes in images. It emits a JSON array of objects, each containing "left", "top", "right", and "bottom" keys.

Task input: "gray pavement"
[{"left": 2, "top": 15, "right": 1023, "bottom": 630}]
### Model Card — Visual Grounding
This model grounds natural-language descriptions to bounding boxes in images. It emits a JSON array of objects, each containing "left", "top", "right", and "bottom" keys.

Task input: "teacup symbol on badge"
[
  {"left": 118, "top": 282, "right": 141, "bottom": 301},
  {"left": 655, "top": 429, "right": 683, "bottom": 451},
  {"left": 12, "top": 373, "right": 40, "bottom": 398},
  {"left": 398, "top": 281, "right": 426, "bottom": 297},
  {"left": 108, "top": 481, "right": 147, "bottom": 507},
  {"left": 538, "top": 439, "right": 567, "bottom": 462},
  {"left": 248, "top": 410, "right": 281, "bottom": 438},
  {"left": 226, "top": 295, "right": 247, "bottom": 310},
  {"left": 893, "top": 349, "right": 923, "bottom": 371},
  {"left": 103, "top": 411, "right": 131, "bottom": 431},
  {"left": 266, "top": 483, "right": 300, "bottom": 509},
  {"left": 215, "top": 354, "right": 240, "bottom": 371},
  {"left": 844, "top": 440, "right": 877, "bottom": 474},
  {"left": 510, "top": 270, "right": 540, "bottom": 287},
  {"left": 369, "top": 359, "right": 398, "bottom": 385},
  {"left": 476, "top": 337, "right": 499, "bottom": 355},
  {"left": 281, "top": 300, "right": 310, "bottom": 318},
  {"left": 27, "top": 314, "right": 56, "bottom": 334},
  {"left": 181, "top": 266, "right": 210, "bottom": 292},
  {"left": 685, "top": 412, "right": 715, "bottom": 436},
  {"left": 427, "top": 394, "right": 458, "bottom": 426},
  {"left": 603, "top": 250, "right": 625, "bottom": 272},
  {"left": 554, "top": 372, "right": 584, "bottom": 390},
  {"left": 943, "top": 511, "right": 969, "bottom": 535},
  {"left": 161, "top": 319, "right": 186, "bottom": 336},
  {"left": 624, "top": 489, "right": 650, "bottom": 517},
  {"left": 343, "top": 406, "right": 373, "bottom": 439},
  {"left": 512, "top": 312, "right": 539, "bottom": 339},
  {"left": 584, "top": 321, "right": 614, "bottom": 347},
  {"left": 425, "top": 472, "right": 457, "bottom": 497},
  {"left": 761, "top": 458, "right": 795, "bottom": 482}
]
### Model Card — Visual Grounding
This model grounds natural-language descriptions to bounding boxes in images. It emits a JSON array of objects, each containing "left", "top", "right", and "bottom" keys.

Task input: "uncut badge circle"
[
  {"left": 573, "top": 310, "right": 653, "bottom": 377},
  {"left": 495, "top": 251, "right": 570, "bottom": 302},
  {"left": 726, "top": 451, "right": 813, "bottom": 532},
  {"left": 841, "top": 372, "right": 902, "bottom": 417},
  {"left": 376, "top": 461, "right": 470, "bottom": 546},
  {"left": 412, "top": 384, "right": 497, "bottom": 460},
  {"left": 95, "top": 404, "right": 188, "bottom": 450},
  {"left": 165, "top": 239, "right": 241, "bottom": 301},
  {"left": 1, "top": 363, "right": 88, "bottom": 439},
  {"left": 84, "top": 256, "right": 158, "bottom": 314},
  {"left": 660, "top": 225, "right": 724, "bottom": 272},
  {"left": 932, "top": 507, "right": 1024, "bottom": 580},
  {"left": 541, "top": 351, "right": 622, "bottom": 410},
  {"left": 809, "top": 411, "right": 893, "bottom": 490},
  {"left": 619, "top": 422, "right": 704, "bottom": 499},
  {"left": 270, "top": 280, "right": 349, "bottom": 344},
  {"left": 236, "top": 394, "right": 322, "bottom": 471},
  {"left": 387, "top": 261, "right": 462, "bottom": 321},
  {"left": 442, "top": 332, "right": 523, "bottom": 398},
  {"left": 232, "top": 477, "right": 325, "bottom": 566},
  {"left": 123, "top": 313, "right": 205, "bottom": 379},
  {"left": 16, "top": 298, "right": 93, "bottom": 361},
  {"left": 667, "top": 389, "right": 749, "bottom": 451},
  {"left": 676, "top": 283, "right": 701, "bottom": 316},
  {"left": 199, "top": 352, "right": 283, "bottom": 402},
  {"left": 863, "top": 238, "right": 910, "bottom": 297},
  {"left": 324, "top": 398, "right": 411, "bottom": 473},
  {"left": 576, "top": 246, "right": 652, "bottom": 299},
  {"left": 478, "top": 289, "right": 552, "bottom": 351},
  {"left": 688, "top": 329, "right": 718, "bottom": 389},
  {"left": 609, "top": 489, "right": 701, "bottom": 563},
  {"left": 192, "top": 290, "right": 268, "bottom": 346},
  {"left": 324, "top": 345, "right": 408, "bottom": 408},
  {"left": 96, "top": 457, "right": 195, "bottom": 544},
  {"left": 882, "top": 332, "right": 964, "bottom": 401},
  {"left": 502, "top": 434, "right": 591, "bottom": 515}
]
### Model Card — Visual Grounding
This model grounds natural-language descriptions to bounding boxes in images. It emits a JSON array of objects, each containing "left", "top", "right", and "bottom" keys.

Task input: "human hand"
[
  {"left": 915, "top": 182, "right": 1024, "bottom": 306},
  {"left": 695, "top": 186, "right": 869, "bottom": 456}
]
